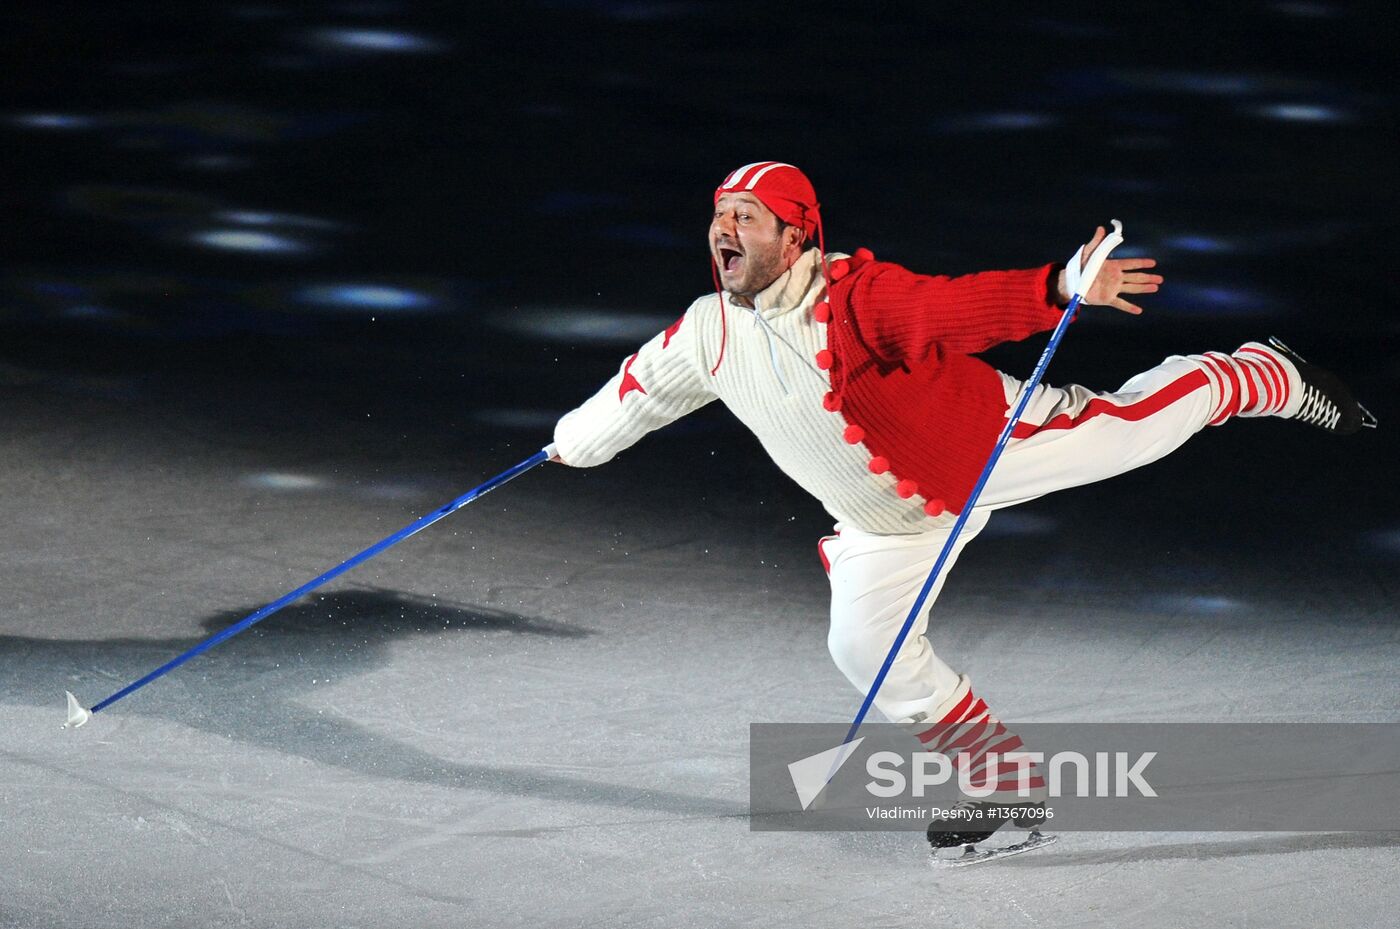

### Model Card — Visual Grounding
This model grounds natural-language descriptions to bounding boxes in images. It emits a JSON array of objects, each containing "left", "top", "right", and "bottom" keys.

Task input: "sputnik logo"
[{"left": 787, "top": 738, "right": 864, "bottom": 811}]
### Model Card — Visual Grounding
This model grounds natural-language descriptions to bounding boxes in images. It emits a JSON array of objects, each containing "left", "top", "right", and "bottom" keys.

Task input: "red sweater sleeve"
[{"left": 848, "top": 261, "right": 1064, "bottom": 363}]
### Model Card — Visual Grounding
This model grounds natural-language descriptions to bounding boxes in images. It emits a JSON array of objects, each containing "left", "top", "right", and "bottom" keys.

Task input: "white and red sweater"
[{"left": 553, "top": 247, "right": 1064, "bottom": 534}]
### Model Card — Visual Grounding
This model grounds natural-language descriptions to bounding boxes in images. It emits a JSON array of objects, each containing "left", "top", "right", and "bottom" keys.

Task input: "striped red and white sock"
[
  {"left": 911, "top": 677, "right": 1046, "bottom": 804},
  {"left": 1192, "top": 342, "right": 1302, "bottom": 425}
]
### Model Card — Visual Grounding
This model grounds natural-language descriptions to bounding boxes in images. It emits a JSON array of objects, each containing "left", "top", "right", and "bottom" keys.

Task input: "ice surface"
[{"left": 3, "top": 374, "right": 1398, "bottom": 929}]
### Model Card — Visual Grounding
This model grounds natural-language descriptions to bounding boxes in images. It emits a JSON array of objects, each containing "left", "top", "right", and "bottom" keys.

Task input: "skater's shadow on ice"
[
  {"left": 998, "top": 830, "right": 1400, "bottom": 868},
  {"left": 5, "top": 589, "right": 746, "bottom": 818}
]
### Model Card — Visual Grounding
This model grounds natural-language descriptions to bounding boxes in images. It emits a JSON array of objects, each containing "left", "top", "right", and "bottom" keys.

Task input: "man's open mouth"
[{"left": 719, "top": 247, "right": 743, "bottom": 273}]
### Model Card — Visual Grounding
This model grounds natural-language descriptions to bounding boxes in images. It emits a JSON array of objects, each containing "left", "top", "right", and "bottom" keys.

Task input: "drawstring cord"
[
  {"left": 745, "top": 301, "right": 830, "bottom": 395},
  {"left": 708, "top": 260, "right": 728, "bottom": 376},
  {"left": 812, "top": 209, "right": 848, "bottom": 397},
  {"left": 751, "top": 308, "right": 790, "bottom": 395}
]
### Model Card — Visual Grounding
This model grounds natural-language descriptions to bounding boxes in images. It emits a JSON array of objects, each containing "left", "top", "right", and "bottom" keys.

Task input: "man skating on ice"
[{"left": 550, "top": 162, "right": 1372, "bottom": 850}]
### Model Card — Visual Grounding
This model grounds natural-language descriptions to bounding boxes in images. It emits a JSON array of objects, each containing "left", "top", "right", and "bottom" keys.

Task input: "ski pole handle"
[{"left": 1063, "top": 219, "right": 1124, "bottom": 304}]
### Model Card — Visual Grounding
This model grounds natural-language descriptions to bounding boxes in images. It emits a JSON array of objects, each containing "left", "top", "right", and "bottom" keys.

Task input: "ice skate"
[
  {"left": 926, "top": 798, "right": 1048, "bottom": 848},
  {"left": 927, "top": 799, "right": 1056, "bottom": 865},
  {"left": 1264, "top": 336, "right": 1377, "bottom": 434}
]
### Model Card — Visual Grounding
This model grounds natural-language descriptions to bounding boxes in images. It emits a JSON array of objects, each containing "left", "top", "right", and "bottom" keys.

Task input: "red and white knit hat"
[{"left": 713, "top": 161, "right": 822, "bottom": 238}]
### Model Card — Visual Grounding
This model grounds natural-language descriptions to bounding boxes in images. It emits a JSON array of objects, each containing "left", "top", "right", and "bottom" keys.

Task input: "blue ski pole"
[
  {"left": 838, "top": 221, "right": 1126, "bottom": 750},
  {"left": 64, "top": 444, "right": 557, "bottom": 728}
]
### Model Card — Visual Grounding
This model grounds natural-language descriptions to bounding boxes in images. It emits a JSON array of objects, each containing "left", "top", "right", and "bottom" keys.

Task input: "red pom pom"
[
  {"left": 828, "top": 260, "right": 849, "bottom": 281},
  {"left": 868, "top": 456, "right": 889, "bottom": 475},
  {"left": 815, "top": 349, "right": 833, "bottom": 370},
  {"left": 854, "top": 247, "right": 874, "bottom": 262},
  {"left": 843, "top": 424, "right": 865, "bottom": 444},
  {"left": 896, "top": 479, "right": 918, "bottom": 499},
  {"left": 822, "top": 391, "right": 841, "bottom": 411},
  {"left": 812, "top": 301, "right": 831, "bottom": 323},
  {"left": 923, "top": 499, "right": 946, "bottom": 517}
]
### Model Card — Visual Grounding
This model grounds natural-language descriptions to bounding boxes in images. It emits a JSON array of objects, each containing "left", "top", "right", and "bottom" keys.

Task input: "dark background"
[{"left": 3, "top": 0, "right": 1398, "bottom": 583}]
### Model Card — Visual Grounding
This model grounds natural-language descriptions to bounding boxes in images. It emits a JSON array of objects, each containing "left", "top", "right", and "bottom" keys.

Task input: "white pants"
[{"left": 822, "top": 355, "right": 1216, "bottom": 723}]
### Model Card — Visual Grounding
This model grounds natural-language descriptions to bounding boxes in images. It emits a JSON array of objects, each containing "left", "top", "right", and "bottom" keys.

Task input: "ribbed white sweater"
[{"left": 554, "top": 248, "right": 950, "bottom": 534}]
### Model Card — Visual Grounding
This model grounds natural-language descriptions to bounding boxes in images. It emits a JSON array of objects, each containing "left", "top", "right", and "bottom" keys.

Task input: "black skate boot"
[
  {"left": 1267, "top": 336, "right": 1378, "bottom": 435},
  {"left": 926, "top": 799, "right": 1047, "bottom": 849},
  {"left": 927, "top": 800, "right": 1056, "bottom": 866}
]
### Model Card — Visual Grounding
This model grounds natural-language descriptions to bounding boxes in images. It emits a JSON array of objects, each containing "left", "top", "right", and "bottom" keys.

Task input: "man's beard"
[{"left": 728, "top": 248, "right": 788, "bottom": 297}]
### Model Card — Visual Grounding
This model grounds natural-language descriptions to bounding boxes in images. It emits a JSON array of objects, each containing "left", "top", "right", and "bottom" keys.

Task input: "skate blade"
[
  {"left": 1266, "top": 335, "right": 1300, "bottom": 360},
  {"left": 62, "top": 691, "right": 91, "bottom": 729},
  {"left": 1359, "top": 401, "right": 1378, "bottom": 429},
  {"left": 931, "top": 831, "right": 1058, "bottom": 867}
]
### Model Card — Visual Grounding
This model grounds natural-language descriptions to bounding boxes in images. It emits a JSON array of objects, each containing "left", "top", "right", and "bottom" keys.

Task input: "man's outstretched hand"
[{"left": 1056, "top": 225, "right": 1163, "bottom": 315}]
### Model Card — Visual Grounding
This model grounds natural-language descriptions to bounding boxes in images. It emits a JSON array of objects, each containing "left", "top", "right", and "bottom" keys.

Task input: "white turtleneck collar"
[{"left": 727, "top": 246, "right": 826, "bottom": 319}]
